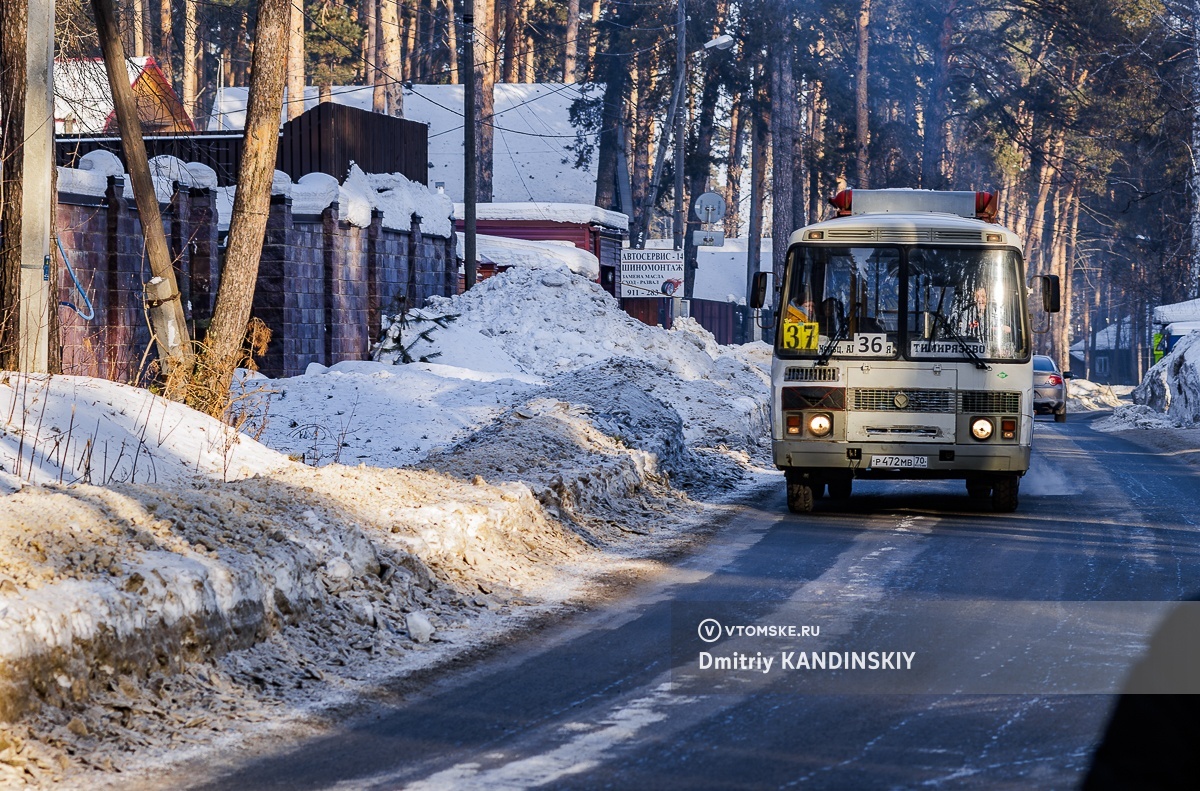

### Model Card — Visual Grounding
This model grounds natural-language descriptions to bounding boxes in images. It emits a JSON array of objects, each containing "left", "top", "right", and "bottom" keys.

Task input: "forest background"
[{"left": 35, "top": 0, "right": 1200, "bottom": 379}]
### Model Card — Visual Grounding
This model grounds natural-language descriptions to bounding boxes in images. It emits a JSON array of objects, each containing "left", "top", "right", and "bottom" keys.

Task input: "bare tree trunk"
[
  {"left": 403, "top": 0, "right": 418, "bottom": 83},
  {"left": 0, "top": 0, "right": 29, "bottom": 368},
  {"left": 378, "top": 0, "right": 403, "bottom": 114},
  {"left": 502, "top": 0, "right": 518, "bottom": 82},
  {"left": 132, "top": 0, "right": 147, "bottom": 56},
  {"left": 421, "top": 0, "right": 435, "bottom": 81},
  {"left": 1190, "top": 1, "right": 1200, "bottom": 296},
  {"left": 94, "top": 0, "right": 193, "bottom": 384},
  {"left": 475, "top": 0, "right": 496, "bottom": 199},
  {"left": 594, "top": 6, "right": 629, "bottom": 211},
  {"left": 629, "top": 55, "right": 654, "bottom": 243},
  {"left": 183, "top": 0, "right": 198, "bottom": 120},
  {"left": 373, "top": 0, "right": 387, "bottom": 110},
  {"left": 587, "top": 0, "right": 602, "bottom": 73},
  {"left": 770, "top": 38, "right": 798, "bottom": 290},
  {"left": 1024, "top": 138, "right": 1055, "bottom": 276},
  {"left": 748, "top": 64, "right": 770, "bottom": 310},
  {"left": 564, "top": 0, "right": 580, "bottom": 83},
  {"left": 808, "top": 33, "right": 826, "bottom": 223},
  {"left": 724, "top": 98, "right": 745, "bottom": 238},
  {"left": 854, "top": 0, "right": 871, "bottom": 189},
  {"left": 445, "top": 0, "right": 459, "bottom": 84},
  {"left": 189, "top": 0, "right": 290, "bottom": 414},
  {"left": 158, "top": 0, "right": 173, "bottom": 82},
  {"left": 287, "top": 0, "right": 305, "bottom": 121},
  {"left": 522, "top": 23, "right": 534, "bottom": 83},
  {"left": 361, "top": 0, "right": 373, "bottom": 83},
  {"left": 921, "top": 0, "right": 956, "bottom": 190},
  {"left": 1051, "top": 184, "right": 1078, "bottom": 370}
]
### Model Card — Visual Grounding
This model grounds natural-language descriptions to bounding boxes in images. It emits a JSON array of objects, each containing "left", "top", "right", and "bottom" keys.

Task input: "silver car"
[{"left": 1033, "top": 355, "right": 1067, "bottom": 422}]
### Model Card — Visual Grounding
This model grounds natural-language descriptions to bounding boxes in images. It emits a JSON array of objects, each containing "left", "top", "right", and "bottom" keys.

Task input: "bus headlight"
[
  {"left": 970, "top": 417, "right": 994, "bottom": 441},
  {"left": 808, "top": 413, "right": 833, "bottom": 437}
]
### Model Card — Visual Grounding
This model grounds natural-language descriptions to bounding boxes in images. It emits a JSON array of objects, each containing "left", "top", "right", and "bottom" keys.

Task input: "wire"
[{"left": 56, "top": 236, "right": 96, "bottom": 321}]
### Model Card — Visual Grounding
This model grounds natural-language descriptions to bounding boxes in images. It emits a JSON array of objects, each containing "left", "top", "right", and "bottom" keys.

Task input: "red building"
[{"left": 454, "top": 203, "right": 627, "bottom": 296}]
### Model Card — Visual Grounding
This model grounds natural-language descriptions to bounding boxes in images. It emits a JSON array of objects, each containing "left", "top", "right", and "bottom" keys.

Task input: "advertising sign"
[{"left": 620, "top": 249, "right": 685, "bottom": 298}]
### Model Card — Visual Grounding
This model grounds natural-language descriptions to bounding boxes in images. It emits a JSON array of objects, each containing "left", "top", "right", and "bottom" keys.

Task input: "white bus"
[{"left": 749, "top": 189, "right": 1060, "bottom": 514}]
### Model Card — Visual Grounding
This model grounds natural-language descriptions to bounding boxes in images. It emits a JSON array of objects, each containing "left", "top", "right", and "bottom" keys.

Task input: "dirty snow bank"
[
  {"left": 0, "top": 463, "right": 588, "bottom": 786},
  {"left": 1067, "top": 378, "right": 1126, "bottom": 412},
  {"left": 1094, "top": 331, "right": 1200, "bottom": 432},
  {"left": 1131, "top": 331, "right": 1200, "bottom": 424}
]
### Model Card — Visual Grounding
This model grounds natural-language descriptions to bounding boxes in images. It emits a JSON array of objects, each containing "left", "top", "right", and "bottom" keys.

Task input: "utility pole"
[
  {"left": 673, "top": 0, "right": 686, "bottom": 253},
  {"left": 8, "top": 0, "right": 55, "bottom": 372},
  {"left": 464, "top": 1, "right": 477, "bottom": 289},
  {"left": 92, "top": 0, "right": 193, "bottom": 384}
]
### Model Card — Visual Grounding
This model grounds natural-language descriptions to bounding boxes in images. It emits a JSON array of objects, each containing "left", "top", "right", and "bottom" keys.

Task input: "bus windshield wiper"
[
  {"left": 816, "top": 319, "right": 850, "bottom": 366},
  {"left": 929, "top": 309, "right": 990, "bottom": 370}
]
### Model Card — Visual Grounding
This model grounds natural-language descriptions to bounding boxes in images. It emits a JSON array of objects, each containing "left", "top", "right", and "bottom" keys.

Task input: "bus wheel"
[
  {"left": 1054, "top": 406, "right": 1067, "bottom": 423},
  {"left": 787, "top": 482, "right": 815, "bottom": 513},
  {"left": 992, "top": 475, "right": 1020, "bottom": 513},
  {"left": 828, "top": 478, "right": 852, "bottom": 500},
  {"left": 966, "top": 477, "right": 991, "bottom": 498}
]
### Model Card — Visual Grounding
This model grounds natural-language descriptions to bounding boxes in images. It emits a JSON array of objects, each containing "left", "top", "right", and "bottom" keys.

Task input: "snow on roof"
[
  {"left": 462, "top": 232, "right": 600, "bottom": 279},
  {"left": 1153, "top": 297, "right": 1200, "bottom": 326},
  {"left": 453, "top": 201, "right": 628, "bottom": 231},
  {"left": 55, "top": 57, "right": 191, "bottom": 134},
  {"left": 1070, "top": 318, "right": 1136, "bottom": 355},
  {"left": 208, "top": 83, "right": 601, "bottom": 205}
]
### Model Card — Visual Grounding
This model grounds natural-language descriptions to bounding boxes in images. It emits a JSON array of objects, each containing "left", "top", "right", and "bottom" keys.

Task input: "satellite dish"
[{"left": 692, "top": 192, "right": 726, "bottom": 223}]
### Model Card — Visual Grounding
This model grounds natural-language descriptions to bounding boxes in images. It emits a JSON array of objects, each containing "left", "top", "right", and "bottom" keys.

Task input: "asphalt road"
[{"left": 188, "top": 412, "right": 1200, "bottom": 789}]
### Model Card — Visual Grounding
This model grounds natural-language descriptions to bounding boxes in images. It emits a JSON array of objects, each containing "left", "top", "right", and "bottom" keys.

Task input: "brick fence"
[{"left": 55, "top": 178, "right": 456, "bottom": 381}]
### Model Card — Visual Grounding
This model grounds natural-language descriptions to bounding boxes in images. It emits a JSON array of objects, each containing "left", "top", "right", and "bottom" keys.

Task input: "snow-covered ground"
[{"left": 0, "top": 263, "right": 771, "bottom": 787}]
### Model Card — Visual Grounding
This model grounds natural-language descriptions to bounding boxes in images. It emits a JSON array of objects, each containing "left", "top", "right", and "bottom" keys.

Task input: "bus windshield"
[
  {"left": 780, "top": 246, "right": 901, "bottom": 358},
  {"left": 907, "top": 247, "right": 1027, "bottom": 361},
  {"left": 777, "top": 245, "right": 1028, "bottom": 362}
]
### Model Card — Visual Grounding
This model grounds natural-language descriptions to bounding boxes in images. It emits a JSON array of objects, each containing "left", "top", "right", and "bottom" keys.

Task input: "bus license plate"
[{"left": 870, "top": 455, "right": 929, "bottom": 469}]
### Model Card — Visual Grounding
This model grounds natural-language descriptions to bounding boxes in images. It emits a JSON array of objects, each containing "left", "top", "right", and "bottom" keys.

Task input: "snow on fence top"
[{"left": 57, "top": 153, "right": 454, "bottom": 239}]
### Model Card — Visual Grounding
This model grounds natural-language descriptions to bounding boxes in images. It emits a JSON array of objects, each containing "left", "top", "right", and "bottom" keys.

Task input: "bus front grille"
[
  {"left": 852, "top": 389, "right": 955, "bottom": 413},
  {"left": 960, "top": 391, "right": 1021, "bottom": 413},
  {"left": 785, "top": 367, "right": 840, "bottom": 382}
]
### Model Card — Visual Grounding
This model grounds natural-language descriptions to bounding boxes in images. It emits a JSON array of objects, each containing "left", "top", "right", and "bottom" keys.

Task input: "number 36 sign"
[{"left": 780, "top": 324, "right": 895, "bottom": 357}]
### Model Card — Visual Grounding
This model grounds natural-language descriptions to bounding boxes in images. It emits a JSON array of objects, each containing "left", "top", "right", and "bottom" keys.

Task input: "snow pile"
[
  {"left": 0, "top": 374, "right": 289, "bottom": 493},
  {"left": 1093, "top": 404, "right": 1183, "bottom": 432},
  {"left": 375, "top": 268, "right": 770, "bottom": 451},
  {"left": 240, "top": 360, "right": 542, "bottom": 469},
  {"left": 1066, "top": 378, "right": 1125, "bottom": 412},
  {"left": 1131, "top": 331, "right": 1200, "bottom": 424}
]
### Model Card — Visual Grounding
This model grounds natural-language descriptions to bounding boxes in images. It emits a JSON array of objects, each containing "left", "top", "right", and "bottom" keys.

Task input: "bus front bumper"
[{"left": 774, "top": 440, "right": 1030, "bottom": 479}]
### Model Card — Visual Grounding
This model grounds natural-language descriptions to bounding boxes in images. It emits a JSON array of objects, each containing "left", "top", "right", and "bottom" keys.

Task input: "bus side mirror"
[
  {"left": 1039, "top": 274, "right": 1061, "bottom": 313},
  {"left": 750, "top": 271, "right": 768, "bottom": 310}
]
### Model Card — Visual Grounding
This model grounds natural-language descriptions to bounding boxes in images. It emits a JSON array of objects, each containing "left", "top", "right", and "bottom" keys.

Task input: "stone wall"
[{"left": 55, "top": 181, "right": 456, "bottom": 381}]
